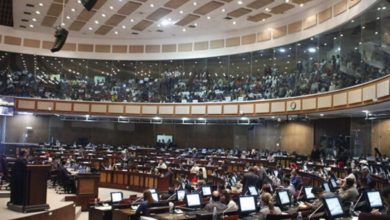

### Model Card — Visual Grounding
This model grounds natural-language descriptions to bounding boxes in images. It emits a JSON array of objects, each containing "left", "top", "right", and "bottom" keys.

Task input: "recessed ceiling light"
[
  {"left": 238, "top": 1, "right": 243, "bottom": 5},
  {"left": 233, "top": 21, "right": 237, "bottom": 25},
  {"left": 102, "top": 13, "right": 106, "bottom": 17},
  {"left": 207, "top": 16, "right": 211, "bottom": 19},
  {"left": 109, "top": 6, "right": 114, "bottom": 10},
  {"left": 77, "top": 0, "right": 81, "bottom": 3},
  {"left": 320, "top": 114, "right": 324, "bottom": 117},
  {"left": 32, "top": 18, "right": 37, "bottom": 22},
  {"left": 300, "top": 3, "right": 304, "bottom": 7},
  {"left": 114, "top": 31, "right": 118, "bottom": 35},
  {"left": 88, "top": 27, "right": 93, "bottom": 30},
  {"left": 61, "top": 22, "right": 65, "bottom": 26},
  {"left": 130, "top": 19, "right": 134, "bottom": 22},
  {"left": 66, "top": 16, "right": 71, "bottom": 19},
  {"left": 221, "top": 8, "right": 225, "bottom": 12},
  {"left": 265, "top": 8, "right": 270, "bottom": 12},
  {"left": 193, "top": 2, "right": 197, "bottom": 6},
  {"left": 94, "top": 20, "right": 99, "bottom": 24},
  {"left": 29, "top": 24, "right": 34, "bottom": 28},
  {"left": 35, "top": 10, "right": 40, "bottom": 15},
  {"left": 122, "top": 25, "right": 126, "bottom": 29},
  {"left": 182, "top": 28, "right": 186, "bottom": 32},
  {"left": 150, "top": 3, "right": 154, "bottom": 7},
  {"left": 179, "top": 10, "right": 183, "bottom": 14},
  {"left": 38, "top": 2, "right": 43, "bottom": 6}
]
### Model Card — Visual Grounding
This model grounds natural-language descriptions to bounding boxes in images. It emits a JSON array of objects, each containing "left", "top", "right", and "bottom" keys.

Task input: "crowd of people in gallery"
[{"left": 0, "top": 45, "right": 388, "bottom": 103}]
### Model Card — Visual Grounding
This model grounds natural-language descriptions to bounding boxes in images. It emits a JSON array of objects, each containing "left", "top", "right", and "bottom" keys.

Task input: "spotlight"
[
  {"left": 50, "top": 26, "right": 68, "bottom": 53},
  {"left": 81, "top": 0, "right": 98, "bottom": 11}
]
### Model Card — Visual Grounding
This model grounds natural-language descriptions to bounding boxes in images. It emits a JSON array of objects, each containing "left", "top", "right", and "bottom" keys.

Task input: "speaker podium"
[{"left": 8, "top": 165, "right": 51, "bottom": 213}]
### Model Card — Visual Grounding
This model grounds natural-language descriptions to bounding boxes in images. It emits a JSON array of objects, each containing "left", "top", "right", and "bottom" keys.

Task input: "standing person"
[
  {"left": 241, "top": 167, "right": 260, "bottom": 194},
  {"left": 9, "top": 150, "right": 27, "bottom": 205}
]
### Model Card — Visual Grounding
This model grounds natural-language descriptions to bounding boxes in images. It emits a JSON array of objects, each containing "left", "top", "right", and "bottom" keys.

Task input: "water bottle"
[
  {"left": 297, "top": 211, "right": 303, "bottom": 220},
  {"left": 212, "top": 207, "right": 218, "bottom": 220},
  {"left": 169, "top": 202, "right": 174, "bottom": 214}
]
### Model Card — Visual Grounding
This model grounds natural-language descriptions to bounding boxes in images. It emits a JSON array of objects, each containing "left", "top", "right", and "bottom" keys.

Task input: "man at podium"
[{"left": 10, "top": 150, "right": 27, "bottom": 205}]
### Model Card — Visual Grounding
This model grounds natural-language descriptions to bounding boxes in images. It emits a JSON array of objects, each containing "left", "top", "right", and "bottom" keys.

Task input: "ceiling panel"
[
  {"left": 68, "top": 20, "right": 86, "bottom": 31},
  {"left": 95, "top": 25, "right": 113, "bottom": 35},
  {"left": 105, "top": 14, "right": 126, "bottom": 26},
  {"left": 193, "top": 1, "right": 224, "bottom": 15},
  {"left": 247, "top": 0, "right": 274, "bottom": 10},
  {"left": 53, "top": 0, "right": 69, "bottom": 4},
  {"left": 47, "top": 3, "right": 63, "bottom": 17},
  {"left": 92, "top": 0, "right": 107, "bottom": 10},
  {"left": 164, "top": 0, "right": 190, "bottom": 9},
  {"left": 247, "top": 13, "right": 272, "bottom": 22},
  {"left": 41, "top": 16, "right": 57, "bottom": 27},
  {"left": 292, "top": 0, "right": 313, "bottom": 4},
  {"left": 271, "top": 3, "right": 295, "bottom": 14},
  {"left": 175, "top": 14, "right": 200, "bottom": 26},
  {"left": 219, "top": 0, "right": 233, "bottom": 2},
  {"left": 117, "top": 1, "right": 142, "bottom": 16},
  {"left": 227, "top": 8, "right": 252, "bottom": 18},
  {"left": 132, "top": 19, "right": 153, "bottom": 31},
  {"left": 146, "top": 8, "right": 172, "bottom": 21},
  {"left": 77, "top": 9, "right": 96, "bottom": 21}
]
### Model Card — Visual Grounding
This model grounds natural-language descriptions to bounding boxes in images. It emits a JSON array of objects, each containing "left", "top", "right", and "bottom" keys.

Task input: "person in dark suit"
[
  {"left": 0, "top": 154, "right": 8, "bottom": 183},
  {"left": 204, "top": 191, "right": 227, "bottom": 212},
  {"left": 241, "top": 167, "right": 260, "bottom": 194},
  {"left": 9, "top": 150, "right": 27, "bottom": 205}
]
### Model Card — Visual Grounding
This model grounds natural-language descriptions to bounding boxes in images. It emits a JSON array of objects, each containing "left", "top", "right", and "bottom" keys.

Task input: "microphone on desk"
[
  {"left": 167, "top": 193, "right": 176, "bottom": 201},
  {"left": 132, "top": 196, "right": 143, "bottom": 204},
  {"left": 352, "top": 192, "right": 364, "bottom": 211},
  {"left": 308, "top": 204, "right": 323, "bottom": 220}
]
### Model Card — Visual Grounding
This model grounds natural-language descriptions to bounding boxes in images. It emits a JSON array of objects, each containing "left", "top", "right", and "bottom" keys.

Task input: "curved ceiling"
[{"left": 14, "top": 0, "right": 324, "bottom": 40}]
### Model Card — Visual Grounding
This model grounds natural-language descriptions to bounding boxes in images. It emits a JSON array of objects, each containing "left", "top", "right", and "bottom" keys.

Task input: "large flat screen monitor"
[
  {"left": 323, "top": 182, "right": 331, "bottom": 193},
  {"left": 111, "top": 192, "right": 123, "bottom": 203},
  {"left": 239, "top": 196, "right": 257, "bottom": 213},
  {"left": 186, "top": 193, "right": 202, "bottom": 208},
  {"left": 151, "top": 192, "right": 159, "bottom": 202},
  {"left": 177, "top": 189, "right": 186, "bottom": 201},
  {"left": 323, "top": 197, "right": 344, "bottom": 218},
  {"left": 367, "top": 191, "right": 383, "bottom": 209},
  {"left": 277, "top": 190, "right": 291, "bottom": 206},
  {"left": 202, "top": 186, "right": 212, "bottom": 196}
]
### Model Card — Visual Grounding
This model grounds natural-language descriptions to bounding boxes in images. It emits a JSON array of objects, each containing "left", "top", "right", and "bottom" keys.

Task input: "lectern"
[{"left": 8, "top": 165, "right": 51, "bottom": 212}]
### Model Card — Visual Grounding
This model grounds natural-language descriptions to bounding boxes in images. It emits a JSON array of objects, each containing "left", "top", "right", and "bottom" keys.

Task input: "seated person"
[
  {"left": 204, "top": 191, "right": 227, "bottom": 212},
  {"left": 156, "top": 160, "right": 167, "bottom": 169},
  {"left": 221, "top": 190, "right": 238, "bottom": 212},
  {"left": 260, "top": 192, "right": 282, "bottom": 215},
  {"left": 135, "top": 190, "right": 156, "bottom": 219},
  {"left": 279, "top": 177, "right": 296, "bottom": 197},
  {"left": 371, "top": 186, "right": 390, "bottom": 216},
  {"left": 305, "top": 186, "right": 325, "bottom": 211},
  {"left": 290, "top": 169, "right": 301, "bottom": 189},
  {"left": 338, "top": 178, "right": 359, "bottom": 205}
]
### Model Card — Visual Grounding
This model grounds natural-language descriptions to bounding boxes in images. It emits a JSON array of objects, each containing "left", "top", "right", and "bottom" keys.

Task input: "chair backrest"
[
  {"left": 265, "top": 214, "right": 292, "bottom": 220},
  {"left": 223, "top": 215, "right": 239, "bottom": 220}
]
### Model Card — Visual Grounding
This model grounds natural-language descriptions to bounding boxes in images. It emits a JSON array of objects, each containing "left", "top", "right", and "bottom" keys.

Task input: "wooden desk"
[
  {"left": 89, "top": 206, "right": 113, "bottom": 220},
  {"left": 152, "top": 212, "right": 196, "bottom": 220},
  {"left": 76, "top": 173, "right": 100, "bottom": 197}
]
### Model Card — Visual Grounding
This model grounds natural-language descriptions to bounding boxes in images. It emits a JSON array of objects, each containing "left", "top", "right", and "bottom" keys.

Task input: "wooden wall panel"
[
  {"left": 191, "top": 105, "right": 206, "bottom": 114},
  {"left": 224, "top": 105, "right": 238, "bottom": 114},
  {"left": 348, "top": 89, "right": 362, "bottom": 104},
  {"left": 317, "top": 95, "right": 332, "bottom": 108},
  {"left": 145, "top": 45, "right": 161, "bottom": 53},
  {"left": 241, "top": 34, "right": 256, "bottom": 45},
  {"left": 288, "top": 21, "right": 302, "bottom": 34},
  {"left": 129, "top": 45, "right": 145, "bottom": 53},
  {"left": 255, "top": 103, "right": 269, "bottom": 113},
  {"left": 318, "top": 7, "right": 332, "bottom": 23},
  {"left": 125, "top": 105, "right": 141, "bottom": 114},
  {"left": 257, "top": 30, "right": 271, "bottom": 42},
  {"left": 178, "top": 43, "right": 192, "bottom": 52},
  {"left": 78, "top": 44, "right": 94, "bottom": 52},
  {"left": 194, "top": 41, "right": 209, "bottom": 50},
  {"left": 377, "top": 80, "right": 390, "bottom": 98},
  {"left": 281, "top": 122, "right": 314, "bottom": 155},
  {"left": 226, "top": 37, "right": 240, "bottom": 47},
  {"left": 271, "top": 101, "right": 285, "bottom": 112},
  {"left": 37, "top": 101, "right": 54, "bottom": 111},
  {"left": 207, "top": 105, "right": 222, "bottom": 114},
  {"left": 142, "top": 105, "right": 158, "bottom": 114},
  {"left": 287, "top": 100, "right": 301, "bottom": 111},
  {"left": 272, "top": 26, "right": 287, "bottom": 39},
  {"left": 62, "top": 43, "right": 77, "bottom": 51},
  {"left": 302, "top": 98, "right": 316, "bottom": 110},
  {"left": 162, "top": 44, "right": 177, "bottom": 53},
  {"left": 302, "top": 15, "right": 317, "bottom": 30},
  {"left": 108, "top": 105, "right": 124, "bottom": 113},
  {"left": 23, "top": 38, "right": 40, "bottom": 48},
  {"left": 73, "top": 103, "right": 90, "bottom": 112},
  {"left": 175, "top": 106, "right": 190, "bottom": 114},
  {"left": 159, "top": 106, "right": 174, "bottom": 114},
  {"left": 333, "top": 92, "right": 347, "bottom": 106},
  {"left": 91, "top": 104, "right": 107, "bottom": 113},
  {"left": 210, "top": 39, "right": 224, "bottom": 49},
  {"left": 112, "top": 45, "right": 128, "bottom": 53},
  {"left": 239, "top": 104, "right": 254, "bottom": 114},
  {"left": 363, "top": 85, "right": 376, "bottom": 101},
  {"left": 55, "top": 102, "right": 72, "bottom": 111},
  {"left": 4, "top": 36, "right": 21, "bottom": 46},
  {"left": 17, "top": 100, "right": 35, "bottom": 110},
  {"left": 334, "top": 0, "right": 348, "bottom": 16}
]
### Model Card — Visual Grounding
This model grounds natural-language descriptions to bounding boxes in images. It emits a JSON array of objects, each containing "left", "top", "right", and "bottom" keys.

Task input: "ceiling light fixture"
[
  {"left": 35, "top": 10, "right": 41, "bottom": 15},
  {"left": 193, "top": 2, "right": 197, "bottom": 6}
]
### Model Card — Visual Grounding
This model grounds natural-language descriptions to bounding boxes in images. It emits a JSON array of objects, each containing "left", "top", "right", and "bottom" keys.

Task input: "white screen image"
[
  {"left": 202, "top": 187, "right": 212, "bottom": 196},
  {"left": 325, "top": 198, "right": 344, "bottom": 216},
  {"left": 239, "top": 197, "right": 256, "bottom": 212},
  {"left": 249, "top": 186, "right": 258, "bottom": 196},
  {"left": 149, "top": 189, "right": 156, "bottom": 193},
  {"left": 278, "top": 191, "right": 290, "bottom": 205},
  {"left": 177, "top": 190, "right": 186, "bottom": 200},
  {"left": 367, "top": 191, "right": 383, "bottom": 208},
  {"left": 111, "top": 192, "right": 122, "bottom": 203},
  {"left": 331, "top": 179, "right": 338, "bottom": 188},
  {"left": 305, "top": 187, "right": 315, "bottom": 199},
  {"left": 151, "top": 193, "right": 159, "bottom": 202},
  {"left": 323, "top": 183, "right": 331, "bottom": 192},
  {"left": 156, "top": 135, "right": 173, "bottom": 143},
  {"left": 187, "top": 194, "right": 201, "bottom": 207}
]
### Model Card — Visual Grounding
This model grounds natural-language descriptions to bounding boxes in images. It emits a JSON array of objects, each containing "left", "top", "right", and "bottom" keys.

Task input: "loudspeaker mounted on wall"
[
  {"left": 81, "top": 0, "right": 98, "bottom": 11},
  {"left": 50, "top": 27, "right": 68, "bottom": 53}
]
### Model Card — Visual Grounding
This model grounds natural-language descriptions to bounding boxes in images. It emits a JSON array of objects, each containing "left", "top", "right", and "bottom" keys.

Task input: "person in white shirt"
[
  {"left": 221, "top": 190, "right": 238, "bottom": 213},
  {"left": 156, "top": 160, "right": 167, "bottom": 169}
]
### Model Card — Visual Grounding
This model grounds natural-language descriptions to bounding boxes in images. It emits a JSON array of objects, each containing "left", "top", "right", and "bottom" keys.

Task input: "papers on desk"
[
  {"left": 95, "top": 206, "right": 112, "bottom": 210},
  {"left": 174, "top": 209, "right": 183, "bottom": 214},
  {"left": 131, "top": 205, "right": 139, "bottom": 210}
]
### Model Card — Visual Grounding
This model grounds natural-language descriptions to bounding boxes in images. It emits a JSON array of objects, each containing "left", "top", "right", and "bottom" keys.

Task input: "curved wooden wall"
[{"left": 14, "top": 75, "right": 390, "bottom": 118}]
